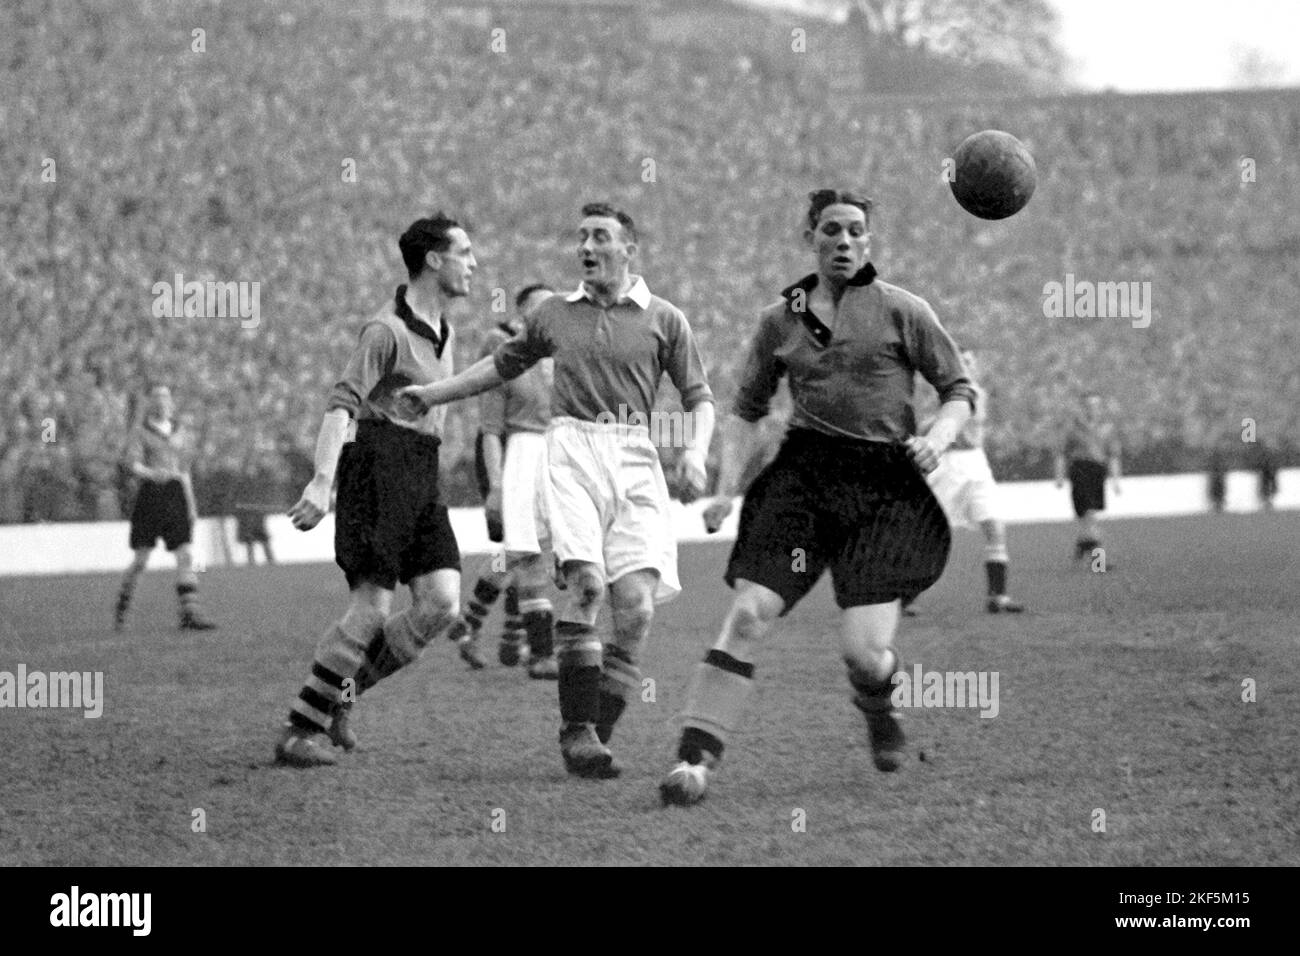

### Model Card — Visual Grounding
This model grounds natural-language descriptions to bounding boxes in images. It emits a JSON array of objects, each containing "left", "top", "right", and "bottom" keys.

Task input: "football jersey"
[
  {"left": 327, "top": 285, "right": 455, "bottom": 439},
  {"left": 733, "top": 264, "right": 975, "bottom": 443},
  {"left": 126, "top": 417, "right": 187, "bottom": 480},
  {"left": 492, "top": 276, "right": 713, "bottom": 422},
  {"left": 1062, "top": 414, "right": 1120, "bottom": 464}
]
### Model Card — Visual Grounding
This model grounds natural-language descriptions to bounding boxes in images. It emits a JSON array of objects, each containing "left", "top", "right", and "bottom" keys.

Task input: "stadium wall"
[{"left": 0, "top": 469, "right": 1293, "bottom": 577}]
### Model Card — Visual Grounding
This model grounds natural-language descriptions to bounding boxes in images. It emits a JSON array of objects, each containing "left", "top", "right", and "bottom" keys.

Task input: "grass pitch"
[{"left": 1, "top": 512, "right": 1296, "bottom": 866}]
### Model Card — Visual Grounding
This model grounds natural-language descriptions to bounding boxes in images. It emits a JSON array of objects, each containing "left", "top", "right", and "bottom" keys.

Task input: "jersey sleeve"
[
  {"left": 659, "top": 307, "right": 714, "bottom": 411},
  {"left": 906, "top": 299, "right": 976, "bottom": 412},
  {"left": 326, "top": 321, "right": 398, "bottom": 418},
  {"left": 732, "top": 309, "right": 787, "bottom": 423},
  {"left": 493, "top": 311, "right": 552, "bottom": 381}
]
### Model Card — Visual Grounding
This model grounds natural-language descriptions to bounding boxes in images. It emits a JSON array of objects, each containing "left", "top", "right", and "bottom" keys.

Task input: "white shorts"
[
  {"left": 502, "top": 430, "right": 550, "bottom": 555},
  {"left": 544, "top": 416, "right": 680, "bottom": 603},
  {"left": 927, "top": 448, "right": 999, "bottom": 529}
]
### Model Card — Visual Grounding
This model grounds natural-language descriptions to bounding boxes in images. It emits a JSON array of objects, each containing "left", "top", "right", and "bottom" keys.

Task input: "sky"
[{"left": 1051, "top": 0, "right": 1300, "bottom": 91}]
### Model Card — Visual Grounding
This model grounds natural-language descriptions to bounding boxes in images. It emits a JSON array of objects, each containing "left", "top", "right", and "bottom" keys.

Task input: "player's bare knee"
[
  {"left": 569, "top": 566, "right": 605, "bottom": 611},
  {"left": 412, "top": 594, "right": 457, "bottom": 633}
]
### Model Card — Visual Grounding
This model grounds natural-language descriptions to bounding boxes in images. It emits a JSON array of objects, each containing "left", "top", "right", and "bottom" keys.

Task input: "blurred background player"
[
  {"left": 399, "top": 201, "right": 714, "bottom": 779},
  {"left": 274, "top": 213, "right": 474, "bottom": 767},
  {"left": 114, "top": 384, "right": 217, "bottom": 632},
  {"left": 1055, "top": 392, "right": 1122, "bottom": 563},
  {"left": 448, "top": 282, "right": 558, "bottom": 675},
  {"left": 659, "top": 189, "right": 973, "bottom": 806},
  {"left": 913, "top": 347, "right": 1024, "bottom": 614},
  {"left": 232, "top": 441, "right": 277, "bottom": 566}
]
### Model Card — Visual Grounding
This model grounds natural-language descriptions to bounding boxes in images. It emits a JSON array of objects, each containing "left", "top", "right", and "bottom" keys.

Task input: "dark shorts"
[
  {"left": 726, "top": 429, "right": 952, "bottom": 612},
  {"left": 234, "top": 509, "right": 270, "bottom": 543},
  {"left": 335, "top": 420, "right": 461, "bottom": 590},
  {"left": 1068, "top": 459, "right": 1108, "bottom": 517},
  {"left": 129, "top": 479, "right": 192, "bottom": 551},
  {"left": 474, "top": 430, "right": 504, "bottom": 543}
]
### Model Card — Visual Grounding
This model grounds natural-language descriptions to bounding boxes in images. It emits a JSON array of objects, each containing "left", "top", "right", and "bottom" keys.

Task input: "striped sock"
[
  {"left": 464, "top": 577, "right": 503, "bottom": 635},
  {"left": 116, "top": 573, "right": 138, "bottom": 619},
  {"left": 520, "top": 598, "right": 554, "bottom": 659},
  {"left": 289, "top": 607, "right": 386, "bottom": 733},
  {"left": 555, "top": 621, "right": 602, "bottom": 726},
  {"left": 596, "top": 642, "right": 640, "bottom": 744},
  {"left": 848, "top": 649, "right": 901, "bottom": 715},
  {"left": 176, "top": 572, "right": 200, "bottom": 621},
  {"left": 677, "top": 649, "right": 756, "bottom": 765},
  {"left": 354, "top": 607, "right": 431, "bottom": 693},
  {"left": 502, "top": 584, "right": 525, "bottom": 647},
  {"left": 985, "top": 560, "right": 1008, "bottom": 596}
]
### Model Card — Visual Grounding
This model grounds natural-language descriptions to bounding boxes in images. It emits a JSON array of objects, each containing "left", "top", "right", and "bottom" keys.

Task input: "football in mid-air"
[{"left": 949, "top": 129, "right": 1037, "bottom": 220}]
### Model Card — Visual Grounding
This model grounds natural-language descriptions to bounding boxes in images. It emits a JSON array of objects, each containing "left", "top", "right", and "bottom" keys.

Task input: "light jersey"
[
  {"left": 478, "top": 322, "right": 552, "bottom": 437},
  {"left": 327, "top": 285, "right": 456, "bottom": 440},
  {"left": 492, "top": 276, "right": 713, "bottom": 423},
  {"left": 127, "top": 417, "right": 188, "bottom": 480},
  {"left": 949, "top": 382, "right": 987, "bottom": 450},
  {"left": 734, "top": 264, "right": 975, "bottom": 443}
]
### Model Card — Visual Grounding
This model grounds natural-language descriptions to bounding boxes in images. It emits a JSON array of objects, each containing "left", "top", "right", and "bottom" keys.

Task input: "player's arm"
[
  {"left": 661, "top": 309, "right": 717, "bottom": 501},
  {"left": 291, "top": 323, "right": 394, "bottom": 530},
  {"left": 178, "top": 469, "right": 200, "bottom": 524},
  {"left": 702, "top": 311, "right": 784, "bottom": 531},
  {"left": 907, "top": 304, "right": 973, "bottom": 473}
]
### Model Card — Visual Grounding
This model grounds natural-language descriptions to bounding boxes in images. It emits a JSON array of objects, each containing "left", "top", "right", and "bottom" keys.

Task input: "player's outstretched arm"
[
  {"left": 290, "top": 408, "right": 350, "bottom": 531},
  {"left": 702, "top": 413, "right": 764, "bottom": 533},
  {"left": 396, "top": 355, "right": 505, "bottom": 418}
]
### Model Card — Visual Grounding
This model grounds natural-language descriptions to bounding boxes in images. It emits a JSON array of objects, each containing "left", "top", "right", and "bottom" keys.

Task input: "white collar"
[{"left": 565, "top": 275, "right": 652, "bottom": 309}]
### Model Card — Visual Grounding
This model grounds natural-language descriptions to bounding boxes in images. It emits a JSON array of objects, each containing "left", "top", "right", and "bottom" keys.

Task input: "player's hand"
[
  {"left": 289, "top": 476, "right": 331, "bottom": 531},
  {"left": 674, "top": 448, "right": 708, "bottom": 503},
  {"left": 904, "top": 435, "right": 942, "bottom": 476},
  {"left": 393, "top": 384, "right": 433, "bottom": 421},
  {"left": 702, "top": 495, "right": 734, "bottom": 534},
  {"left": 485, "top": 485, "right": 503, "bottom": 529}
]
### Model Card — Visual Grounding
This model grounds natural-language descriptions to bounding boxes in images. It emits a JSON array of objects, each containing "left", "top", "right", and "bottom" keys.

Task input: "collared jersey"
[
  {"left": 492, "top": 275, "right": 713, "bottom": 422},
  {"left": 479, "top": 321, "right": 552, "bottom": 437},
  {"left": 327, "top": 285, "right": 455, "bottom": 439},
  {"left": 733, "top": 264, "right": 975, "bottom": 443}
]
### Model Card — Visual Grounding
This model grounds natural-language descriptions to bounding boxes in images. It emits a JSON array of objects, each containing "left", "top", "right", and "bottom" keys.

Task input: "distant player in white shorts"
[
  {"left": 398, "top": 202, "right": 715, "bottom": 780},
  {"left": 916, "top": 347, "right": 1023, "bottom": 614},
  {"left": 450, "top": 283, "right": 560, "bottom": 677}
]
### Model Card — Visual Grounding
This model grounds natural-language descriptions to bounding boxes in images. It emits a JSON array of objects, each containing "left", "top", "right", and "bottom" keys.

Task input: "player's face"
[
  {"left": 577, "top": 216, "right": 635, "bottom": 288},
  {"left": 431, "top": 227, "right": 476, "bottom": 298},
  {"left": 807, "top": 203, "right": 870, "bottom": 281}
]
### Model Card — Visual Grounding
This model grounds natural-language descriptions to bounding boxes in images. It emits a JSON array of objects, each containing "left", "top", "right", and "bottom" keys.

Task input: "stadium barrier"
[{"left": 0, "top": 469, "right": 1293, "bottom": 577}]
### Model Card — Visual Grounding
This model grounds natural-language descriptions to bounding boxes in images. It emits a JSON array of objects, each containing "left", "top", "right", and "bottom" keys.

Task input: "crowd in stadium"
[{"left": 4, "top": 2, "right": 1296, "bottom": 523}]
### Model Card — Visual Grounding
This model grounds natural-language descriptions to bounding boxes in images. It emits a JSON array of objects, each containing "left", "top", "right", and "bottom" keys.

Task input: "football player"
[
  {"left": 114, "top": 384, "right": 217, "bottom": 632},
  {"left": 1055, "top": 392, "right": 1122, "bottom": 563},
  {"left": 274, "top": 212, "right": 473, "bottom": 767},
  {"left": 447, "top": 283, "right": 560, "bottom": 676},
  {"left": 398, "top": 202, "right": 715, "bottom": 779},
  {"left": 658, "top": 189, "right": 974, "bottom": 805},
  {"left": 910, "top": 347, "right": 1024, "bottom": 614}
]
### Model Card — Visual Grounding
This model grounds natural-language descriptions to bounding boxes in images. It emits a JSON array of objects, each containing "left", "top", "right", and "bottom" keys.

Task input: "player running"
[
  {"left": 274, "top": 213, "right": 474, "bottom": 768},
  {"left": 398, "top": 202, "right": 715, "bottom": 779},
  {"left": 114, "top": 384, "right": 217, "bottom": 632},
  {"left": 1055, "top": 392, "right": 1122, "bottom": 564},
  {"left": 658, "top": 189, "right": 974, "bottom": 805},
  {"left": 911, "top": 347, "right": 1024, "bottom": 614},
  {"left": 447, "top": 283, "right": 561, "bottom": 677}
]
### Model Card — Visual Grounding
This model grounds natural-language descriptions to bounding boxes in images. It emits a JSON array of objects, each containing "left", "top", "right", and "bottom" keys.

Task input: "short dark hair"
[
  {"left": 580, "top": 202, "right": 637, "bottom": 242},
  {"left": 399, "top": 212, "right": 463, "bottom": 279},
  {"left": 806, "top": 189, "right": 873, "bottom": 231},
  {"left": 514, "top": 282, "right": 553, "bottom": 310}
]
